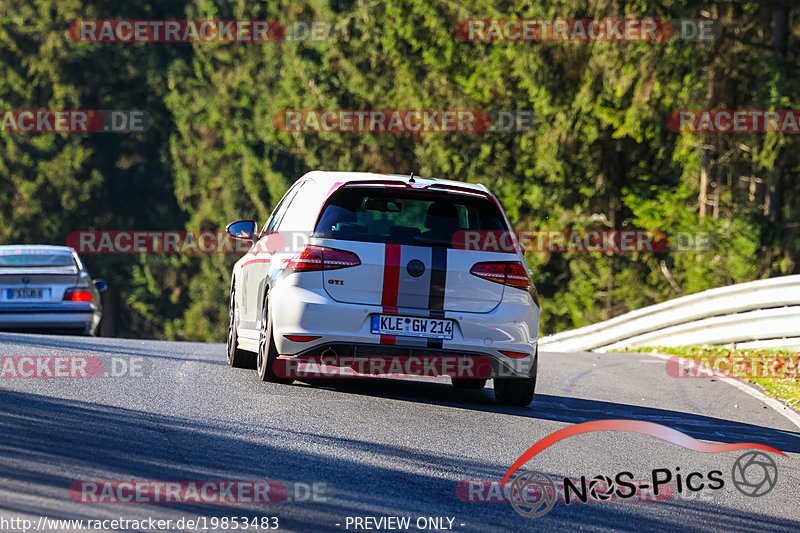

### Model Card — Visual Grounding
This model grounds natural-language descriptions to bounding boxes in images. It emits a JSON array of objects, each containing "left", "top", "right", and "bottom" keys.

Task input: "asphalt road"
[{"left": 0, "top": 332, "right": 798, "bottom": 533}]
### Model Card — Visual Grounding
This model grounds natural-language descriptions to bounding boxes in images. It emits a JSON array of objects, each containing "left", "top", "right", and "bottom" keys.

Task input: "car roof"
[
  {"left": 0, "top": 245, "right": 75, "bottom": 255},
  {"left": 299, "top": 171, "right": 490, "bottom": 194}
]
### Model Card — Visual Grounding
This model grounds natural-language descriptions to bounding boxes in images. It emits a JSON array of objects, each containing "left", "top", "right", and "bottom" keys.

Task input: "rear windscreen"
[
  {"left": 0, "top": 253, "right": 77, "bottom": 267},
  {"left": 314, "top": 187, "right": 509, "bottom": 247}
]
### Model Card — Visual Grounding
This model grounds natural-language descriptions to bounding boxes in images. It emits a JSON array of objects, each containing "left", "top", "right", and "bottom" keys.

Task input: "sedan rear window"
[
  {"left": 0, "top": 253, "right": 76, "bottom": 267},
  {"left": 314, "top": 186, "right": 509, "bottom": 247}
]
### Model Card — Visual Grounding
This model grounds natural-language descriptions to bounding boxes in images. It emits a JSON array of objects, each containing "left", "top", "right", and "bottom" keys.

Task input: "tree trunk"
[
  {"left": 772, "top": 2, "right": 788, "bottom": 60},
  {"left": 765, "top": 3, "right": 788, "bottom": 221},
  {"left": 100, "top": 287, "right": 117, "bottom": 337},
  {"left": 699, "top": 149, "right": 710, "bottom": 218},
  {"left": 764, "top": 159, "right": 781, "bottom": 222}
]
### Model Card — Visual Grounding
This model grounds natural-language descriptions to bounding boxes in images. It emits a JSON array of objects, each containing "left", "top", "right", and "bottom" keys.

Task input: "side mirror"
[
  {"left": 226, "top": 219, "right": 257, "bottom": 242},
  {"left": 93, "top": 279, "right": 108, "bottom": 292}
]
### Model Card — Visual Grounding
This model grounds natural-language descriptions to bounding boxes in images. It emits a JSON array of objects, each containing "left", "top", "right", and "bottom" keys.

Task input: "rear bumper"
[
  {"left": 280, "top": 342, "right": 537, "bottom": 379},
  {"left": 270, "top": 284, "right": 539, "bottom": 378},
  {"left": 0, "top": 303, "right": 98, "bottom": 332}
]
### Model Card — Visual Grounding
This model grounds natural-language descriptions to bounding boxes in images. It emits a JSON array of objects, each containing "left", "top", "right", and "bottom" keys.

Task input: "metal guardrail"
[{"left": 538, "top": 275, "right": 800, "bottom": 352}]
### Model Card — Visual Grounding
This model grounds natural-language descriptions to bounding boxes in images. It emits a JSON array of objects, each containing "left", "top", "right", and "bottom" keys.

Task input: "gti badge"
[{"left": 407, "top": 259, "right": 425, "bottom": 278}]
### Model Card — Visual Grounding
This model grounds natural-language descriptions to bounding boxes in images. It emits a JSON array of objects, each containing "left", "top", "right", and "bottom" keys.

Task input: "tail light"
[
  {"left": 470, "top": 261, "right": 530, "bottom": 290},
  {"left": 287, "top": 245, "right": 361, "bottom": 272},
  {"left": 63, "top": 288, "right": 93, "bottom": 302}
]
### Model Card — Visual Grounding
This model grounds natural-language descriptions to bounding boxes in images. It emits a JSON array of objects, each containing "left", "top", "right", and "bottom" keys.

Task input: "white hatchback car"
[{"left": 226, "top": 171, "right": 540, "bottom": 405}]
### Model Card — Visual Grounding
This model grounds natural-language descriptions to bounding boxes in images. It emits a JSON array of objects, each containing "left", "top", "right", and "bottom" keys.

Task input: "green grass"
[{"left": 618, "top": 345, "right": 800, "bottom": 410}]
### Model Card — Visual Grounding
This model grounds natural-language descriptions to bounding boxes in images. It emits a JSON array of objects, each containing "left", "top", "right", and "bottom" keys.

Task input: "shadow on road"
[
  {"left": 0, "top": 388, "right": 798, "bottom": 532},
  {"left": 294, "top": 379, "right": 800, "bottom": 454},
  {"left": 0, "top": 331, "right": 226, "bottom": 365}
]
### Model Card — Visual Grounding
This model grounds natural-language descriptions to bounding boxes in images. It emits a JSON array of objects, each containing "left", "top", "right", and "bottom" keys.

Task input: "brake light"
[
  {"left": 286, "top": 245, "right": 361, "bottom": 272},
  {"left": 63, "top": 288, "right": 92, "bottom": 302},
  {"left": 469, "top": 261, "right": 530, "bottom": 290}
]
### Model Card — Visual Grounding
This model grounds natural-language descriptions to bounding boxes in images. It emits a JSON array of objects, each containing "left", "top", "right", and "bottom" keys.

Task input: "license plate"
[
  {"left": 371, "top": 314, "right": 454, "bottom": 340},
  {"left": 5, "top": 288, "right": 49, "bottom": 300}
]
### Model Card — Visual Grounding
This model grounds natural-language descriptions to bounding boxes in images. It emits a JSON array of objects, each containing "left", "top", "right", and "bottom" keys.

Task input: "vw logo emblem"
[
  {"left": 21, "top": 276, "right": 30, "bottom": 284},
  {"left": 407, "top": 259, "right": 425, "bottom": 277}
]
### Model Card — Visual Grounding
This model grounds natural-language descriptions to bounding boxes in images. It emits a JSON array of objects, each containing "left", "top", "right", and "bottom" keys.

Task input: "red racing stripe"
[{"left": 380, "top": 243, "right": 402, "bottom": 345}]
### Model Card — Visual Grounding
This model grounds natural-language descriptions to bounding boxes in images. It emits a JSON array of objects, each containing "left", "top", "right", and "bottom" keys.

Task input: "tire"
[
  {"left": 451, "top": 378, "right": 487, "bottom": 390},
  {"left": 493, "top": 377, "right": 536, "bottom": 406},
  {"left": 494, "top": 349, "right": 537, "bottom": 406},
  {"left": 88, "top": 318, "right": 100, "bottom": 336},
  {"left": 227, "top": 289, "right": 255, "bottom": 369},
  {"left": 256, "top": 295, "right": 292, "bottom": 383}
]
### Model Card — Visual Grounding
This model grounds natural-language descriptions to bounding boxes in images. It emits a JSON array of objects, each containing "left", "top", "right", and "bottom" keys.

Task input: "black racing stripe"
[{"left": 427, "top": 246, "right": 447, "bottom": 348}]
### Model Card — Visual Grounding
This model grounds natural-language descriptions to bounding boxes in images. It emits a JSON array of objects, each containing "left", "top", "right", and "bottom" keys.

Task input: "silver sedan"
[{"left": 0, "top": 245, "right": 106, "bottom": 335}]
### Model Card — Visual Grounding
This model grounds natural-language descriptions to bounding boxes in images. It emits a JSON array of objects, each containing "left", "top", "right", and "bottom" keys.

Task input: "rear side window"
[
  {"left": 260, "top": 181, "right": 304, "bottom": 238},
  {"left": 313, "top": 187, "right": 508, "bottom": 247},
  {"left": 276, "top": 181, "right": 319, "bottom": 232}
]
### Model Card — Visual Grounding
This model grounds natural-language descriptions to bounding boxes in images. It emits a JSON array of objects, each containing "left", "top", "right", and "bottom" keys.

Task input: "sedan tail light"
[
  {"left": 63, "top": 288, "right": 93, "bottom": 302},
  {"left": 286, "top": 245, "right": 361, "bottom": 272},
  {"left": 469, "top": 261, "right": 530, "bottom": 290}
]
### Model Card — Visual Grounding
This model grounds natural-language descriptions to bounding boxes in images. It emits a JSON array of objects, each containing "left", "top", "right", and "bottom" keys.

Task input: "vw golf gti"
[{"left": 225, "top": 171, "right": 540, "bottom": 406}]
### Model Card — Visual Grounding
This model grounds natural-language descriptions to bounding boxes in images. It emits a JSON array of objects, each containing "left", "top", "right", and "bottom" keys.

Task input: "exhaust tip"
[{"left": 321, "top": 347, "right": 338, "bottom": 357}]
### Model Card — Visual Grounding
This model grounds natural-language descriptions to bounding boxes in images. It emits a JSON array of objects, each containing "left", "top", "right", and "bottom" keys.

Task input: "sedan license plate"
[
  {"left": 5, "top": 288, "right": 49, "bottom": 300},
  {"left": 371, "top": 314, "right": 453, "bottom": 340}
]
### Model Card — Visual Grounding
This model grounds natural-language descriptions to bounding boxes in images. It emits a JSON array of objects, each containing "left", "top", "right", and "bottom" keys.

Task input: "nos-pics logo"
[{"left": 502, "top": 420, "right": 783, "bottom": 518}]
